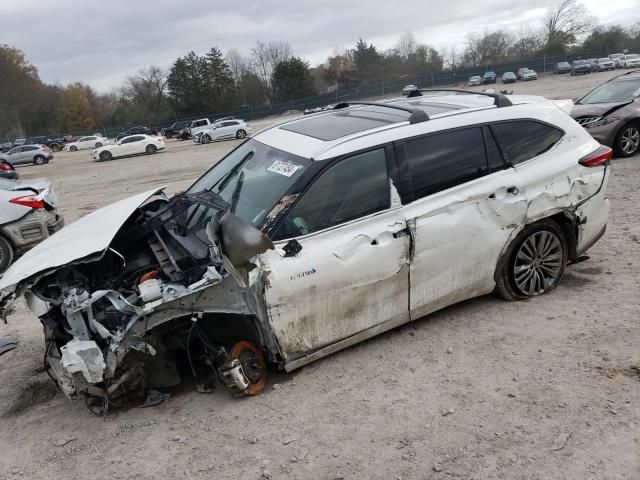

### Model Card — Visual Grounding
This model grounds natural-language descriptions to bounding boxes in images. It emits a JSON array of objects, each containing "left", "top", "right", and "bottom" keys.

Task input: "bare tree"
[
  {"left": 397, "top": 32, "right": 418, "bottom": 59},
  {"left": 442, "top": 45, "right": 461, "bottom": 70},
  {"left": 226, "top": 48, "right": 246, "bottom": 85},
  {"left": 122, "top": 66, "right": 168, "bottom": 122},
  {"left": 542, "top": 0, "right": 596, "bottom": 49},
  {"left": 249, "top": 40, "right": 292, "bottom": 101}
]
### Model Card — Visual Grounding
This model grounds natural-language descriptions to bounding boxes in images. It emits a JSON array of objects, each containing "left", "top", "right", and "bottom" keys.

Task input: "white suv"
[
  {"left": 0, "top": 90, "right": 611, "bottom": 403},
  {"left": 195, "top": 119, "right": 251, "bottom": 143}
]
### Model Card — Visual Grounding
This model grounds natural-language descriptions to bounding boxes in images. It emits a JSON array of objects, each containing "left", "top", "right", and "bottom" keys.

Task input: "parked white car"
[
  {"left": 194, "top": 120, "right": 251, "bottom": 144},
  {"left": 64, "top": 136, "right": 107, "bottom": 152},
  {"left": 91, "top": 134, "right": 165, "bottom": 161},
  {"left": 0, "top": 178, "right": 64, "bottom": 271},
  {"left": 621, "top": 54, "right": 640, "bottom": 69},
  {"left": 0, "top": 90, "right": 611, "bottom": 406},
  {"left": 608, "top": 53, "right": 625, "bottom": 68}
]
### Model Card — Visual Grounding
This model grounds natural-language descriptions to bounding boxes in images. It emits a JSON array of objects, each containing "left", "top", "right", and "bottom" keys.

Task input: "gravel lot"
[{"left": 0, "top": 70, "right": 638, "bottom": 480}]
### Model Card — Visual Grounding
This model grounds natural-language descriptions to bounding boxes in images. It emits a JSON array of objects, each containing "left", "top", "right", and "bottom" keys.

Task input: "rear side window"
[
  {"left": 492, "top": 121, "right": 562, "bottom": 165},
  {"left": 403, "top": 127, "right": 488, "bottom": 199},
  {"left": 275, "top": 148, "right": 390, "bottom": 238}
]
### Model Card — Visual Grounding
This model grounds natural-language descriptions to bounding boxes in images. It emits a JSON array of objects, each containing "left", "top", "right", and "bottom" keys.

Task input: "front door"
[
  {"left": 398, "top": 126, "right": 527, "bottom": 319},
  {"left": 261, "top": 147, "right": 410, "bottom": 360}
]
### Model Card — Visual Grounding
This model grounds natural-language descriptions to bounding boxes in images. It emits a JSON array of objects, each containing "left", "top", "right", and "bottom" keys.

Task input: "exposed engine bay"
[{"left": 13, "top": 190, "right": 277, "bottom": 413}]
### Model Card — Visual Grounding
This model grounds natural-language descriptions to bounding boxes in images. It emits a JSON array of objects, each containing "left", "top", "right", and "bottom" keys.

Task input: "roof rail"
[
  {"left": 333, "top": 101, "right": 429, "bottom": 124},
  {"left": 407, "top": 88, "right": 513, "bottom": 107}
]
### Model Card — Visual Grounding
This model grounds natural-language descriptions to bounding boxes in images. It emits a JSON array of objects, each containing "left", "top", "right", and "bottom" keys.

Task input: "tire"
[
  {"left": 615, "top": 123, "right": 640, "bottom": 158},
  {"left": 0, "top": 235, "right": 14, "bottom": 273},
  {"left": 236, "top": 129, "right": 247, "bottom": 139},
  {"left": 70, "top": 146, "right": 77, "bottom": 152},
  {"left": 495, "top": 219, "right": 568, "bottom": 301},
  {"left": 95, "top": 142, "right": 103, "bottom": 148},
  {"left": 202, "top": 135, "right": 211, "bottom": 144},
  {"left": 51, "top": 145, "right": 60, "bottom": 152},
  {"left": 146, "top": 144, "right": 157, "bottom": 154},
  {"left": 99, "top": 151, "right": 112, "bottom": 162},
  {"left": 33, "top": 155, "right": 46, "bottom": 165}
]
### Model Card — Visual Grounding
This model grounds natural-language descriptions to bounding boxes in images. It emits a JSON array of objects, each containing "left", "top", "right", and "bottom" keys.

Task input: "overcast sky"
[{"left": 1, "top": 0, "right": 638, "bottom": 92}]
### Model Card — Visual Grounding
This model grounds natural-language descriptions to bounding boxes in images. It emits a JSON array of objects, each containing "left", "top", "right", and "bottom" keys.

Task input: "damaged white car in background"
[{"left": 0, "top": 90, "right": 611, "bottom": 413}]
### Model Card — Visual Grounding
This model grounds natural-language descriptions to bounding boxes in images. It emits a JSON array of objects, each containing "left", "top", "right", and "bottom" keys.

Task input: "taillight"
[
  {"left": 9, "top": 195, "right": 45, "bottom": 209},
  {"left": 579, "top": 145, "right": 612, "bottom": 167},
  {"left": 0, "top": 163, "right": 12, "bottom": 171}
]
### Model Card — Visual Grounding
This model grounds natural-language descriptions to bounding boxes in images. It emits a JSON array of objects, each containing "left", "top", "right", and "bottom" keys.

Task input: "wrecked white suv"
[{"left": 0, "top": 89, "right": 611, "bottom": 410}]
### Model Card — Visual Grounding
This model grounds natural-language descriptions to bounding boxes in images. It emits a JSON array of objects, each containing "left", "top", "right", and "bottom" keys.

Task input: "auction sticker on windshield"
[{"left": 267, "top": 160, "right": 301, "bottom": 177}]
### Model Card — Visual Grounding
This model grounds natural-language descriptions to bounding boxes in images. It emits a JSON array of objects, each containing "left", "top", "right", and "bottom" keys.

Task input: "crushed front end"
[{"left": 6, "top": 190, "right": 278, "bottom": 412}]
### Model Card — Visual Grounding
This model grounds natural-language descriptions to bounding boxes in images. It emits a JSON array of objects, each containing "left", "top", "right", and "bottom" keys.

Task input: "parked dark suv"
[
  {"left": 571, "top": 71, "right": 640, "bottom": 157},
  {"left": 570, "top": 60, "right": 591, "bottom": 76}
]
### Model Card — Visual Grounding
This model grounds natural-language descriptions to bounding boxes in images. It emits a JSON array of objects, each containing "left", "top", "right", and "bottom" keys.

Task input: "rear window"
[
  {"left": 492, "top": 121, "right": 563, "bottom": 165},
  {"left": 403, "top": 127, "right": 490, "bottom": 199}
]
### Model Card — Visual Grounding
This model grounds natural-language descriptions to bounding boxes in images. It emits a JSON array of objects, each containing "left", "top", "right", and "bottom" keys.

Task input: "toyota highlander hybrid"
[{"left": 0, "top": 89, "right": 611, "bottom": 411}]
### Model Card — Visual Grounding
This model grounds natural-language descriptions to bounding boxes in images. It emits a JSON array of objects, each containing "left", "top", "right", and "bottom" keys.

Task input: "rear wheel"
[
  {"left": 70, "top": 146, "right": 77, "bottom": 152},
  {"left": 615, "top": 123, "right": 640, "bottom": 158},
  {"left": 0, "top": 235, "right": 14, "bottom": 273},
  {"left": 33, "top": 155, "right": 46, "bottom": 165},
  {"left": 202, "top": 135, "right": 211, "bottom": 144},
  {"left": 495, "top": 219, "right": 568, "bottom": 301},
  {"left": 95, "top": 142, "right": 103, "bottom": 148},
  {"left": 51, "top": 145, "right": 61, "bottom": 152},
  {"left": 236, "top": 129, "right": 247, "bottom": 139},
  {"left": 146, "top": 144, "right": 157, "bottom": 154},
  {"left": 99, "top": 151, "right": 112, "bottom": 162}
]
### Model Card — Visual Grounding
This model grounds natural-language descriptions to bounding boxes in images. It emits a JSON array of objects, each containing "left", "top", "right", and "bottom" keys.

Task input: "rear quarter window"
[{"left": 492, "top": 121, "right": 563, "bottom": 165}]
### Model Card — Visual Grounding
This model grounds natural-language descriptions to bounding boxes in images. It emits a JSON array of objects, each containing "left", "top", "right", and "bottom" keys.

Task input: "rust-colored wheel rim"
[{"left": 229, "top": 341, "right": 267, "bottom": 395}]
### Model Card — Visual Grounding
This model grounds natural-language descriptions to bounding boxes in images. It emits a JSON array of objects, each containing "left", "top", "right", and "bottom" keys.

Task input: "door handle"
[
  {"left": 393, "top": 227, "right": 411, "bottom": 239},
  {"left": 489, "top": 186, "right": 519, "bottom": 199}
]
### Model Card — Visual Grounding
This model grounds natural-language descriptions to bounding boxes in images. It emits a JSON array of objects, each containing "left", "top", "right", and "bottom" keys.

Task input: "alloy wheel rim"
[
  {"left": 514, "top": 231, "right": 563, "bottom": 296},
  {"left": 621, "top": 127, "right": 639, "bottom": 155}
]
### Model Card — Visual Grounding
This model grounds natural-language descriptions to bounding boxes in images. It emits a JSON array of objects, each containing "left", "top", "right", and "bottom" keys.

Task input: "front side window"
[
  {"left": 274, "top": 148, "right": 390, "bottom": 239},
  {"left": 187, "top": 139, "right": 311, "bottom": 228},
  {"left": 403, "top": 127, "right": 488, "bottom": 200},
  {"left": 492, "top": 121, "right": 563, "bottom": 165}
]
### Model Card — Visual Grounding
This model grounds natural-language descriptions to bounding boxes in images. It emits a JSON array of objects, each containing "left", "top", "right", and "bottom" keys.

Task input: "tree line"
[{"left": 1, "top": 0, "right": 639, "bottom": 138}]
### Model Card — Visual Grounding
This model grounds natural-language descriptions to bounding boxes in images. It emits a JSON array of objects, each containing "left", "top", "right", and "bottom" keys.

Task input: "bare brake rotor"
[{"left": 227, "top": 341, "right": 267, "bottom": 395}]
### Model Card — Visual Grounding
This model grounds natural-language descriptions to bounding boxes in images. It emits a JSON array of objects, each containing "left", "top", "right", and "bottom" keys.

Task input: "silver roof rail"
[
  {"left": 333, "top": 101, "right": 429, "bottom": 124},
  {"left": 407, "top": 88, "right": 513, "bottom": 107}
]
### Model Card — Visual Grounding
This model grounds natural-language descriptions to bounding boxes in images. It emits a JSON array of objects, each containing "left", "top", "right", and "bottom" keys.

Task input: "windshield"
[
  {"left": 574, "top": 60, "right": 586, "bottom": 65},
  {"left": 187, "top": 139, "right": 311, "bottom": 227},
  {"left": 578, "top": 79, "right": 640, "bottom": 104},
  {"left": 626, "top": 54, "right": 639, "bottom": 59},
  {"left": 599, "top": 58, "right": 609, "bottom": 62}
]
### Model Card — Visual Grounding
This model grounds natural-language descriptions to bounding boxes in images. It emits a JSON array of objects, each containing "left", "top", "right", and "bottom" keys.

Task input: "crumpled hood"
[
  {"left": 0, "top": 187, "right": 165, "bottom": 293},
  {"left": 571, "top": 101, "right": 632, "bottom": 118}
]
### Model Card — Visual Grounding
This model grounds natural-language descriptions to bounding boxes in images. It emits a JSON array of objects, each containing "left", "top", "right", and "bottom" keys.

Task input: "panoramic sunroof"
[
  {"left": 280, "top": 102, "right": 463, "bottom": 141},
  {"left": 280, "top": 109, "right": 406, "bottom": 141}
]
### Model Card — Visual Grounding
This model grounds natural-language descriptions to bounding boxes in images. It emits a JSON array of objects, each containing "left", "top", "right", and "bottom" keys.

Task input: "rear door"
[
  {"left": 399, "top": 126, "right": 527, "bottom": 320},
  {"left": 262, "top": 146, "right": 410, "bottom": 360}
]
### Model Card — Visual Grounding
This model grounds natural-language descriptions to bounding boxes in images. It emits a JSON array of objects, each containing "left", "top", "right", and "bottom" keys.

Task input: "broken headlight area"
[{"left": 27, "top": 190, "right": 275, "bottom": 413}]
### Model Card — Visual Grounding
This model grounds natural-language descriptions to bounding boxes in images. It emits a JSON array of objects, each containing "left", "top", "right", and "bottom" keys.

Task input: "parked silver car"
[
  {"left": 0, "top": 144, "right": 54, "bottom": 166},
  {"left": 0, "top": 178, "right": 64, "bottom": 271}
]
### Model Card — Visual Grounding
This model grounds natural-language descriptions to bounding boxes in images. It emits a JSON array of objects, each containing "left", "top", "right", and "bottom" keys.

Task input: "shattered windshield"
[
  {"left": 187, "top": 139, "right": 311, "bottom": 227},
  {"left": 578, "top": 79, "right": 640, "bottom": 104}
]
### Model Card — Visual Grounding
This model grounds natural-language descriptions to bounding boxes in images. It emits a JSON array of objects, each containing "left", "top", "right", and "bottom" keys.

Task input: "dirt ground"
[{"left": 0, "top": 71, "right": 638, "bottom": 480}]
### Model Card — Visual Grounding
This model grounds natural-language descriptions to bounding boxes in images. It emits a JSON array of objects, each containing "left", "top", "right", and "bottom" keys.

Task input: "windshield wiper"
[
  {"left": 211, "top": 151, "right": 254, "bottom": 194},
  {"left": 229, "top": 171, "right": 244, "bottom": 214}
]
